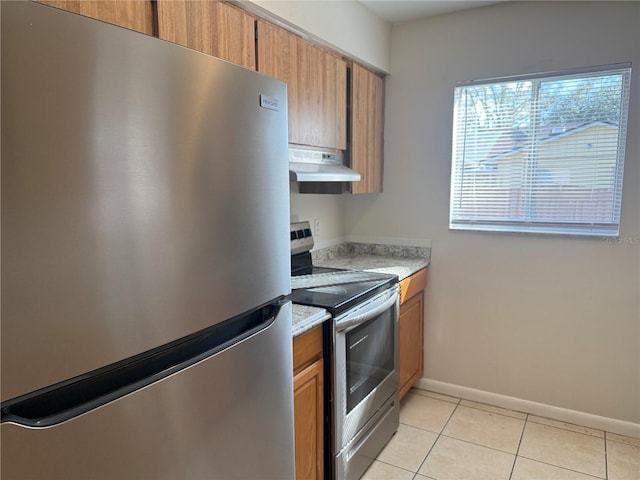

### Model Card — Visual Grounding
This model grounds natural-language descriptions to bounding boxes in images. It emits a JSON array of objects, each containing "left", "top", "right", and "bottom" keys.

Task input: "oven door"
[{"left": 332, "top": 284, "right": 399, "bottom": 454}]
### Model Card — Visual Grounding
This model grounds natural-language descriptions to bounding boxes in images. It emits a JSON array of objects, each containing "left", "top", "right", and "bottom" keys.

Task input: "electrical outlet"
[{"left": 314, "top": 218, "right": 321, "bottom": 237}]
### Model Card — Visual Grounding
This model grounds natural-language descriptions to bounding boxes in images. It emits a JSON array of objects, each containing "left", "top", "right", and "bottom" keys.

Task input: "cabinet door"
[
  {"left": 257, "top": 20, "right": 347, "bottom": 150},
  {"left": 399, "top": 291, "right": 424, "bottom": 399},
  {"left": 157, "top": 0, "right": 256, "bottom": 69},
  {"left": 351, "top": 64, "right": 384, "bottom": 194},
  {"left": 37, "top": 0, "right": 154, "bottom": 35},
  {"left": 293, "top": 359, "right": 324, "bottom": 480}
]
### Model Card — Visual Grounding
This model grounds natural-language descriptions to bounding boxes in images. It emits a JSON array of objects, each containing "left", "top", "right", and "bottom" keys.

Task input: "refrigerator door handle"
[{"left": 1, "top": 301, "right": 285, "bottom": 429}]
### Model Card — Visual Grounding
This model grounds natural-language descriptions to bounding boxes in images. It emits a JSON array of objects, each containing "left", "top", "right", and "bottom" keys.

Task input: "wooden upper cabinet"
[
  {"left": 36, "top": 1, "right": 154, "bottom": 35},
  {"left": 256, "top": 20, "right": 347, "bottom": 150},
  {"left": 350, "top": 64, "right": 385, "bottom": 194},
  {"left": 157, "top": 0, "right": 256, "bottom": 69}
]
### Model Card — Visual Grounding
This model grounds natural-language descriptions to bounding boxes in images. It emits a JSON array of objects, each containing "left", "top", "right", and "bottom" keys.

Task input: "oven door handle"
[{"left": 335, "top": 290, "right": 398, "bottom": 333}]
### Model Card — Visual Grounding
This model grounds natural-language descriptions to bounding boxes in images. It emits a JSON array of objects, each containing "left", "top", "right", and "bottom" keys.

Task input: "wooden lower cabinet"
[
  {"left": 292, "top": 325, "right": 324, "bottom": 480},
  {"left": 398, "top": 268, "right": 428, "bottom": 399},
  {"left": 293, "top": 358, "right": 324, "bottom": 480}
]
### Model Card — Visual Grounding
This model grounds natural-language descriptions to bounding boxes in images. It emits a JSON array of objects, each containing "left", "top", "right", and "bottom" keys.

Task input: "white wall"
[
  {"left": 289, "top": 184, "right": 346, "bottom": 249},
  {"left": 345, "top": 1, "right": 640, "bottom": 423}
]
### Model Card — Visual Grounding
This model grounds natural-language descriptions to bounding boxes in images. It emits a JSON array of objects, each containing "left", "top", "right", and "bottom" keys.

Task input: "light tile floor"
[{"left": 362, "top": 388, "right": 640, "bottom": 480}]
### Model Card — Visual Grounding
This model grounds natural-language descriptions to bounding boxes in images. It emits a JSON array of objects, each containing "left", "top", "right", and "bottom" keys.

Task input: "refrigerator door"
[
  {"left": 1, "top": 303, "right": 295, "bottom": 480},
  {"left": 1, "top": 1, "right": 290, "bottom": 401}
]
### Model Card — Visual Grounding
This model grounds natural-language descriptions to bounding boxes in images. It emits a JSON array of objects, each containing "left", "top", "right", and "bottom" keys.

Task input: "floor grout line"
[
  {"left": 604, "top": 434, "right": 609, "bottom": 480},
  {"left": 515, "top": 454, "right": 607, "bottom": 480},
  {"left": 413, "top": 389, "right": 640, "bottom": 443},
  {"left": 390, "top": 391, "right": 621, "bottom": 480},
  {"left": 507, "top": 412, "right": 529, "bottom": 480},
  {"left": 437, "top": 433, "right": 520, "bottom": 456},
  {"left": 368, "top": 457, "right": 417, "bottom": 475},
  {"left": 526, "top": 415, "right": 606, "bottom": 439},
  {"left": 457, "top": 399, "right": 528, "bottom": 420},
  {"left": 410, "top": 399, "right": 461, "bottom": 478}
]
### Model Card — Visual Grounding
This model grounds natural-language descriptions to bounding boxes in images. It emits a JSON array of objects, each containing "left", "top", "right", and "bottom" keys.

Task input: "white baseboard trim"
[{"left": 416, "top": 378, "right": 640, "bottom": 439}]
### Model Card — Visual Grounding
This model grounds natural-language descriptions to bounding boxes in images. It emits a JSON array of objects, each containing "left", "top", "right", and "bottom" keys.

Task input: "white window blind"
[{"left": 449, "top": 64, "right": 631, "bottom": 236}]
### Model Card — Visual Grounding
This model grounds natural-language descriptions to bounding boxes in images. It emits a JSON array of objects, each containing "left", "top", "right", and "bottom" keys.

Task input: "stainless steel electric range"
[{"left": 289, "top": 221, "right": 400, "bottom": 480}]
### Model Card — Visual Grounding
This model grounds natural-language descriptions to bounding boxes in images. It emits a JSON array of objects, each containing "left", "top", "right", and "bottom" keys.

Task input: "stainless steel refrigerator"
[{"left": 1, "top": 2, "right": 294, "bottom": 478}]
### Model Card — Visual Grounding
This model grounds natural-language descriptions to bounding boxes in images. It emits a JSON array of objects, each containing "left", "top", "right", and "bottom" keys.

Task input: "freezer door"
[
  {"left": 1, "top": 303, "right": 294, "bottom": 480},
  {"left": 1, "top": 1, "right": 290, "bottom": 401}
]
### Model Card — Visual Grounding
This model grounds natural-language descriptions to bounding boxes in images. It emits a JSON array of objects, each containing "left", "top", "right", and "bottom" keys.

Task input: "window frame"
[{"left": 449, "top": 63, "right": 632, "bottom": 237}]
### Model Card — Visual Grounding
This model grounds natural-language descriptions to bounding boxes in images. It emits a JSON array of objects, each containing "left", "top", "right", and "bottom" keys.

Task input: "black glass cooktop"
[
  {"left": 289, "top": 250, "right": 397, "bottom": 316},
  {"left": 292, "top": 265, "right": 345, "bottom": 277},
  {"left": 288, "top": 276, "right": 396, "bottom": 316}
]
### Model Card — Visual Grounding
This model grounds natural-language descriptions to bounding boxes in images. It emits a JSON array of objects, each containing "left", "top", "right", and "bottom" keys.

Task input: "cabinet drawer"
[
  {"left": 399, "top": 268, "right": 428, "bottom": 304},
  {"left": 293, "top": 324, "right": 323, "bottom": 374}
]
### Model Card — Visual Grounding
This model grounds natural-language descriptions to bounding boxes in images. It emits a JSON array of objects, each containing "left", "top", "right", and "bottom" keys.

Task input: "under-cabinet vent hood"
[{"left": 289, "top": 147, "right": 361, "bottom": 182}]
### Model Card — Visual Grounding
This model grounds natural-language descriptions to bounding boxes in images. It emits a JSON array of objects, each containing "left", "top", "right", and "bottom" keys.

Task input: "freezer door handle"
[{"left": 1, "top": 301, "right": 284, "bottom": 428}]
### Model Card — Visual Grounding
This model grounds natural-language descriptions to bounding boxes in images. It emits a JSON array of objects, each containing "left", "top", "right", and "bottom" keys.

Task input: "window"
[{"left": 449, "top": 64, "right": 631, "bottom": 236}]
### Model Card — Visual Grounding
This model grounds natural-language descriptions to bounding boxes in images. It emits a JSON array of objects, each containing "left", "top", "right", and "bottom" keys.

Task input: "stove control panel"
[{"left": 290, "top": 221, "right": 314, "bottom": 255}]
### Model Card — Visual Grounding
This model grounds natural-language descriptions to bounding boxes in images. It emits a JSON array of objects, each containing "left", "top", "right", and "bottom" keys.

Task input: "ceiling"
[{"left": 360, "top": 0, "right": 506, "bottom": 23}]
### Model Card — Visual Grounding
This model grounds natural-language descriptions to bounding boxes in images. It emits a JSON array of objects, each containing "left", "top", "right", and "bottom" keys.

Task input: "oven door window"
[{"left": 345, "top": 309, "right": 394, "bottom": 414}]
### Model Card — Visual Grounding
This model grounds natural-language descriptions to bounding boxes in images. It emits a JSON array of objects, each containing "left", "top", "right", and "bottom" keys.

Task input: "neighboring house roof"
[
  {"left": 486, "top": 121, "right": 618, "bottom": 162},
  {"left": 463, "top": 121, "right": 619, "bottom": 174}
]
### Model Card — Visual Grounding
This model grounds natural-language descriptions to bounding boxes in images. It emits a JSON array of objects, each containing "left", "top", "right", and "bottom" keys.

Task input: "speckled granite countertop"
[
  {"left": 292, "top": 304, "right": 330, "bottom": 337},
  {"left": 313, "top": 242, "right": 430, "bottom": 281},
  {"left": 290, "top": 242, "right": 431, "bottom": 337}
]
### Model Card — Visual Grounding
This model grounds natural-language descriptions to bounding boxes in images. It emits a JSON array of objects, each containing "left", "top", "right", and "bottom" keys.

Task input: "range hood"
[{"left": 289, "top": 147, "right": 361, "bottom": 182}]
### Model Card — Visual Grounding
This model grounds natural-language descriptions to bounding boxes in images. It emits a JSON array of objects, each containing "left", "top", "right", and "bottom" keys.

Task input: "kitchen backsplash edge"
[{"left": 311, "top": 242, "right": 431, "bottom": 263}]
